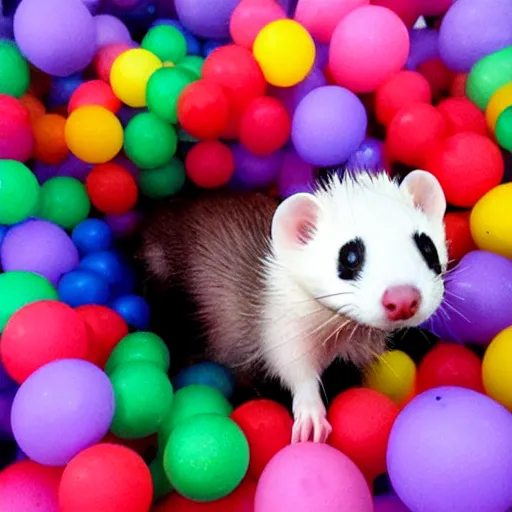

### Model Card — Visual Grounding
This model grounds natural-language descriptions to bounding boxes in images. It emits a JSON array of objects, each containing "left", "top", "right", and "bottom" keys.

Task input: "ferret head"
[{"left": 271, "top": 169, "right": 448, "bottom": 332}]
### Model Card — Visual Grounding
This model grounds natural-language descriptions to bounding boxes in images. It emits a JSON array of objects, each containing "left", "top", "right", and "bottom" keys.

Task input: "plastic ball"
[
  {"left": 375, "top": 70, "right": 432, "bottom": 126},
  {"left": 185, "top": 140, "right": 235, "bottom": 188},
  {"left": 346, "top": 137, "right": 390, "bottom": 174},
  {"left": 109, "top": 293, "right": 150, "bottom": 330},
  {"left": 329, "top": 5, "right": 410, "bottom": 93},
  {"left": 179, "top": 54, "right": 204, "bottom": 78},
  {"left": 387, "top": 386, "right": 512, "bottom": 512},
  {"left": 255, "top": 442, "right": 372, "bottom": 512},
  {"left": 65, "top": 105, "right": 123, "bottom": 164},
  {"left": 48, "top": 73, "right": 85, "bottom": 109},
  {"left": 146, "top": 67, "right": 195, "bottom": 124},
  {"left": 104, "top": 210, "right": 141, "bottom": 238},
  {"left": 0, "top": 94, "right": 34, "bottom": 161},
  {"left": 292, "top": 85, "right": 367, "bottom": 166},
  {"left": 11, "top": 358, "right": 114, "bottom": 466},
  {"left": 13, "top": 0, "right": 96, "bottom": 77},
  {"left": 231, "top": 399, "right": 293, "bottom": 479},
  {"left": 105, "top": 331, "right": 170, "bottom": 376},
  {"left": 141, "top": 24, "right": 187, "bottom": 64},
  {"left": 152, "top": 18, "right": 201, "bottom": 55},
  {"left": 20, "top": 93, "right": 46, "bottom": 123},
  {"left": 438, "top": 0, "right": 512, "bottom": 73},
  {"left": 0, "top": 39, "right": 30, "bottom": 97},
  {"left": 0, "top": 386, "right": 17, "bottom": 440},
  {"left": 437, "top": 96, "right": 488, "bottom": 136},
  {"left": 0, "top": 460, "right": 62, "bottom": 512},
  {"left": 72, "top": 218, "right": 113, "bottom": 255},
  {"left": 496, "top": 106, "right": 512, "bottom": 151},
  {"left": 32, "top": 113, "right": 68, "bottom": 165},
  {"left": 94, "top": 14, "right": 132, "bottom": 48},
  {"left": 58, "top": 269, "right": 110, "bottom": 307},
  {"left": 417, "top": 342, "right": 483, "bottom": 393},
  {"left": 93, "top": 42, "right": 132, "bottom": 83},
  {"left": 139, "top": 159, "right": 186, "bottom": 199},
  {"left": 277, "top": 148, "right": 315, "bottom": 198},
  {"left": 425, "top": 132, "right": 504, "bottom": 207},
  {"left": 444, "top": 210, "right": 476, "bottom": 263},
  {"left": 68, "top": 80, "right": 121, "bottom": 114},
  {"left": 253, "top": 19, "right": 315, "bottom": 88},
  {"left": 484, "top": 82, "right": 512, "bottom": 132},
  {"left": 231, "top": 144, "right": 283, "bottom": 189},
  {"left": 58, "top": 443, "right": 152, "bottom": 512},
  {"left": 0, "top": 219, "right": 79, "bottom": 285},
  {"left": 173, "top": 361, "right": 235, "bottom": 398},
  {"left": 0, "top": 160, "right": 39, "bottom": 225},
  {"left": 163, "top": 413, "right": 249, "bottom": 501},
  {"left": 373, "top": 494, "right": 411, "bottom": 512},
  {"left": 110, "top": 48, "right": 162, "bottom": 108},
  {"left": 124, "top": 112, "right": 177, "bottom": 169},
  {"left": 77, "top": 249, "right": 126, "bottom": 288}
]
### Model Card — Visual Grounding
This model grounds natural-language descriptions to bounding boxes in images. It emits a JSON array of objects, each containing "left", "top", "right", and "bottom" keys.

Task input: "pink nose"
[{"left": 382, "top": 285, "right": 421, "bottom": 322}]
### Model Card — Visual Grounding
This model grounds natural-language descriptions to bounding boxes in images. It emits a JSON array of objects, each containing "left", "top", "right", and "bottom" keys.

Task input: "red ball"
[
  {"left": 386, "top": 102, "right": 448, "bottom": 167},
  {"left": 444, "top": 210, "right": 477, "bottom": 264},
  {"left": 85, "top": 163, "right": 139, "bottom": 215},
  {"left": 239, "top": 97, "right": 291, "bottom": 156},
  {"left": 375, "top": 70, "right": 432, "bottom": 126},
  {"left": 0, "top": 94, "right": 34, "bottom": 162},
  {"left": 230, "top": 399, "right": 293, "bottom": 479},
  {"left": 0, "top": 300, "right": 90, "bottom": 384},
  {"left": 450, "top": 73, "right": 467, "bottom": 97},
  {"left": 76, "top": 305, "right": 129, "bottom": 368},
  {"left": 185, "top": 140, "right": 235, "bottom": 188},
  {"left": 327, "top": 387, "right": 400, "bottom": 482},
  {"left": 0, "top": 460, "right": 63, "bottom": 511},
  {"left": 68, "top": 80, "right": 121, "bottom": 114},
  {"left": 177, "top": 79, "right": 231, "bottom": 140},
  {"left": 417, "top": 58, "right": 455, "bottom": 100},
  {"left": 416, "top": 342, "right": 484, "bottom": 393},
  {"left": 58, "top": 443, "right": 152, "bottom": 512},
  {"left": 94, "top": 42, "right": 132, "bottom": 83},
  {"left": 436, "top": 97, "right": 488, "bottom": 137},
  {"left": 425, "top": 132, "right": 504, "bottom": 207}
]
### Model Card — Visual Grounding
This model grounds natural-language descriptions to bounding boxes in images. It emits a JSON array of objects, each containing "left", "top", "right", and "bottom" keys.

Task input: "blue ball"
[
  {"left": 78, "top": 250, "right": 127, "bottom": 287},
  {"left": 110, "top": 294, "right": 150, "bottom": 330},
  {"left": 0, "top": 225, "right": 9, "bottom": 250},
  {"left": 47, "top": 73, "right": 84, "bottom": 108},
  {"left": 202, "top": 39, "right": 226, "bottom": 58},
  {"left": 152, "top": 18, "right": 202, "bottom": 55},
  {"left": 173, "top": 361, "right": 235, "bottom": 398},
  {"left": 110, "top": 263, "right": 136, "bottom": 297},
  {"left": 72, "top": 219, "right": 113, "bottom": 256},
  {"left": 58, "top": 269, "right": 110, "bottom": 307}
]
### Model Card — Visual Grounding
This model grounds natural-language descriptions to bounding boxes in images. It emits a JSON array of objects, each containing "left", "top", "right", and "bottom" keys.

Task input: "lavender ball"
[
  {"left": 94, "top": 14, "right": 132, "bottom": 48},
  {"left": 277, "top": 148, "right": 316, "bottom": 199}
]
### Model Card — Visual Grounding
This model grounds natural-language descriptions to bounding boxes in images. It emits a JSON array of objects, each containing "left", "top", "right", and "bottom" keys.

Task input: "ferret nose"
[{"left": 382, "top": 285, "right": 421, "bottom": 322}]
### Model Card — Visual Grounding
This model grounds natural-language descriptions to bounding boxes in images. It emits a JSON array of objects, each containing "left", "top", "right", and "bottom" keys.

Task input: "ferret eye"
[
  {"left": 338, "top": 238, "right": 365, "bottom": 280},
  {"left": 414, "top": 232, "right": 442, "bottom": 275}
]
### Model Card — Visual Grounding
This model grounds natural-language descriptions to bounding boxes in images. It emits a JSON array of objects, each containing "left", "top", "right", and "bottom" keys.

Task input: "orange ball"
[
  {"left": 444, "top": 210, "right": 477, "bottom": 264},
  {"left": 19, "top": 93, "right": 46, "bottom": 124},
  {"left": 32, "top": 113, "right": 68, "bottom": 165}
]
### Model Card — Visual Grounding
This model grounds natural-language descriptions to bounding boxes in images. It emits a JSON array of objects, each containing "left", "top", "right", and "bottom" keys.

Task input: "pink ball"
[
  {"left": 418, "top": 0, "right": 453, "bottom": 16},
  {"left": 372, "top": 0, "right": 420, "bottom": 27},
  {"left": 254, "top": 442, "right": 373, "bottom": 512},
  {"left": 294, "top": 0, "right": 369, "bottom": 44},
  {"left": 0, "top": 95, "right": 34, "bottom": 162},
  {"left": 329, "top": 5, "right": 410, "bottom": 93}
]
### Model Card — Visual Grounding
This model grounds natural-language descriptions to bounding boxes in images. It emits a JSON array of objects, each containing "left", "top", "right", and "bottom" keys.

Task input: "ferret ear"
[
  {"left": 400, "top": 169, "right": 446, "bottom": 220},
  {"left": 271, "top": 193, "right": 322, "bottom": 254}
]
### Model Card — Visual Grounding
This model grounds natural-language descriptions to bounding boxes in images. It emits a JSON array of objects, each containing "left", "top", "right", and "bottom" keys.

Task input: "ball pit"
[{"left": 0, "top": 0, "right": 512, "bottom": 510}]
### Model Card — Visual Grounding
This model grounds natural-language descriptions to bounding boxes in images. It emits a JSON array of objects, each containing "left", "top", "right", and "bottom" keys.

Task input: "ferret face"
[{"left": 271, "top": 170, "right": 448, "bottom": 332}]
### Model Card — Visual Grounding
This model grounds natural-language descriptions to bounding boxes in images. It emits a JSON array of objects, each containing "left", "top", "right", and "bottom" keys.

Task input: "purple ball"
[
  {"left": 0, "top": 361, "right": 16, "bottom": 392},
  {"left": 11, "top": 358, "right": 114, "bottom": 466},
  {"left": 232, "top": 144, "right": 284, "bottom": 190},
  {"left": 0, "top": 15, "right": 14, "bottom": 39},
  {"left": 14, "top": 0, "right": 97, "bottom": 77},
  {"left": 277, "top": 148, "right": 316, "bottom": 199},
  {"left": 174, "top": 0, "right": 239, "bottom": 38},
  {"left": 0, "top": 387, "right": 17, "bottom": 440},
  {"left": 346, "top": 137, "right": 389, "bottom": 174},
  {"left": 406, "top": 28, "right": 439, "bottom": 70},
  {"left": 0, "top": 219, "right": 79, "bottom": 286},
  {"left": 374, "top": 495, "right": 411, "bottom": 512},
  {"left": 32, "top": 153, "right": 93, "bottom": 184},
  {"left": 104, "top": 209, "right": 142, "bottom": 238},
  {"left": 94, "top": 14, "right": 132, "bottom": 48},
  {"left": 292, "top": 85, "right": 368, "bottom": 167},
  {"left": 387, "top": 386, "right": 512, "bottom": 512},
  {"left": 422, "top": 250, "right": 512, "bottom": 345},
  {"left": 81, "top": 0, "right": 103, "bottom": 13},
  {"left": 439, "top": 0, "right": 512, "bottom": 72}
]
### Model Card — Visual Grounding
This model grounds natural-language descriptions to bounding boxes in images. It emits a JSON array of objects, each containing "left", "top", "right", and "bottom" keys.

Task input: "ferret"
[{"left": 137, "top": 169, "right": 448, "bottom": 443}]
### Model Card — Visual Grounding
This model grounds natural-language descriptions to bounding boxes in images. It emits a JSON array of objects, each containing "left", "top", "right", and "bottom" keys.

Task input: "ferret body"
[{"left": 138, "top": 169, "right": 448, "bottom": 443}]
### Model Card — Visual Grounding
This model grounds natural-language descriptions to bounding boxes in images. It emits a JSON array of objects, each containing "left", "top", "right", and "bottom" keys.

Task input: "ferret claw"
[{"left": 292, "top": 404, "right": 332, "bottom": 443}]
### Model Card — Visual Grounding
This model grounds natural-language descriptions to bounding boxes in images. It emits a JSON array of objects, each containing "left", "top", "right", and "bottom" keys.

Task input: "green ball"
[
  {"left": 159, "top": 384, "right": 233, "bottom": 447},
  {"left": 37, "top": 177, "right": 90, "bottom": 230},
  {"left": 0, "top": 40, "right": 30, "bottom": 97},
  {"left": 496, "top": 106, "right": 512, "bottom": 152},
  {"left": 105, "top": 331, "right": 170, "bottom": 375},
  {"left": 141, "top": 25, "right": 188, "bottom": 64},
  {"left": 149, "top": 454, "right": 173, "bottom": 502},
  {"left": 139, "top": 159, "right": 185, "bottom": 199},
  {"left": 163, "top": 414, "right": 249, "bottom": 502},
  {"left": 0, "top": 160, "right": 40, "bottom": 225},
  {"left": 0, "top": 271, "right": 58, "bottom": 332},
  {"left": 146, "top": 67, "right": 195, "bottom": 123},
  {"left": 110, "top": 362, "right": 174, "bottom": 439},
  {"left": 466, "top": 46, "right": 512, "bottom": 110},
  {"left": 124, "top": 112, "right": 177, "bottom": 169},
  {"left": 178, "top": 55, "right": 204, "bottom": 79}
]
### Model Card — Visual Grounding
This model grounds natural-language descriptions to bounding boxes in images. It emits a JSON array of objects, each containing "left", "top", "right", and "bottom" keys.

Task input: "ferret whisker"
[
  {"left": 442, "top": 299, "right": 470, "bottom": 323},
  {"left": 443, "top": 289, "right": 465, "bottom": 302},
  {"left": 310, "top": 291, "right": 355, "bottom": 302}
]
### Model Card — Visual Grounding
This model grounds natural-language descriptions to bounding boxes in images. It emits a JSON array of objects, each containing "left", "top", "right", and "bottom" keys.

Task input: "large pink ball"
[
  {"left": 329, "top": 5, "right": 410, "bottom": 93},
  {"left": 254, "top": 442, "right": 373, "bottom": 512},
  {"left": 294, "top": 0, "right": 369, "bottom": 44}
]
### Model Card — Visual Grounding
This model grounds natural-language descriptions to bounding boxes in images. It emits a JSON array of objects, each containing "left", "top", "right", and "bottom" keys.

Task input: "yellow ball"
[
  {"left": 110, "top": 48, "right": 162, "bottom": 108},
  {"left": 65, "top": 105, "right": 124, "bottom": 164},
  {"left": 363, "top": 350, "right": 416, "bottom": 406},
  {"left": 470, "top": 182, "right": 512, "bottom": 259},
  {"left": 253, "top": 19, "right": 315, "bottom": 87},
  {"left": 485, "top": 82, "right": 512, "bottom": 131},
  {"left": 482, "top": 325, "right": 512, "bottom": 410}
]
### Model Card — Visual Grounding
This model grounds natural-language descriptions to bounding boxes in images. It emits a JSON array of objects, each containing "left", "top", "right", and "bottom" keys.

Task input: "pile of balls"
[{"left": 0, "top": 0, "right": 512, "bottom": 510}]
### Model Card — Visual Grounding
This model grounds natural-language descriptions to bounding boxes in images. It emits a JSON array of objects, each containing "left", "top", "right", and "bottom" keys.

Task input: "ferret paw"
[{"left": 291, "top": 404, "right": 332, "bottom": 443}]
